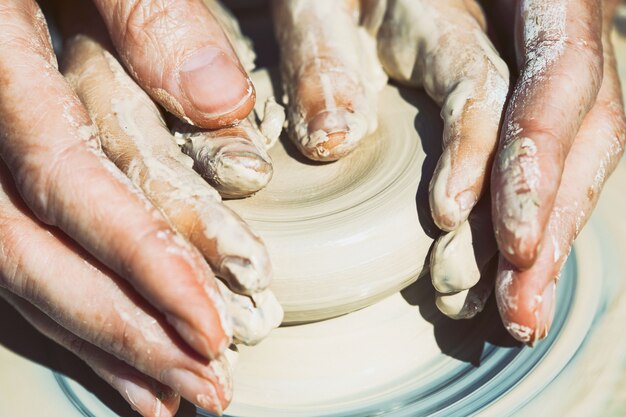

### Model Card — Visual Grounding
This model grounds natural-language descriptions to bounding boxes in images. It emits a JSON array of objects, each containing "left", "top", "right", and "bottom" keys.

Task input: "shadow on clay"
[
  {"left": 397, "top": 86, "right": 443, "bottom": 240},
  {"left": 400, "top": 271, "right": 521, "bottom": 368}
]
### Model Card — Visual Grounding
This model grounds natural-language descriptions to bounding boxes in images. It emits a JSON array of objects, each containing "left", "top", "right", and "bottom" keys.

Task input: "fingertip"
[
  {"left": 436, "top": 289, "right": 486, "bottom": 320},
  {"left": 429, "top": 151, "right": 480, "bottom": 232},
  {"left": 161, "top": 368, "right": 228, "bottom": 416},
  {"left": 300, "top": 109, "right": 369, "bottom": 161},
  {"left": 430, "top": 221, "right": 482, "bottom": 293},
  {"left": 213, "top": 151, "right": 273, "bottom": 198},
  {"left": 220, "top": 255, "right": 272, "bottom": 295},
  {"left": 157, "top": 389, "right": 181, "bottom": 417},
  {"left": 495, "top": 260, "right": 557, "bottom": 344},
  {"left": 216, "top": 280, "right": 284, "bottom": 346},
  {"left": 430, "top": 188, "right": 478, "bottom": 232}
]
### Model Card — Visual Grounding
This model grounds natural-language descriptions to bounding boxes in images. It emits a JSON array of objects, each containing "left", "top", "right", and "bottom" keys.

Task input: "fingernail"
[
  {"left": 536, "top": 281, "right": 556, "bottom": 341},
  {"left": 162, "top": 368, "right": 225, "bottom": 416},
  {"left": 304, "top": 109, "right": 367, "bottom": 161},
  {"left": 180, "top": 47, "right": 252, "bottom": 116},
  {"left": 220, "top": 255, "right": 262, "bottom": 294},
  {"left": 167, "top": 315, "right": 223, "bottom": 360},
  {"left": 307, "top": 109, "right": 349, "bottom": 135}
]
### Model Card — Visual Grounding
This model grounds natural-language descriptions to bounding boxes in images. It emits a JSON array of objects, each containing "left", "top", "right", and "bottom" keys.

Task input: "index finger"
[{"left": 492, "top": 0, "right": 603, "bottom": 269}]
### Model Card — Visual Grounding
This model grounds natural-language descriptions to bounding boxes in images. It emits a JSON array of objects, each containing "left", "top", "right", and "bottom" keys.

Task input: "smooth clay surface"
[{"left": 226, "top": 69, "right": 437, "bottom": 323}]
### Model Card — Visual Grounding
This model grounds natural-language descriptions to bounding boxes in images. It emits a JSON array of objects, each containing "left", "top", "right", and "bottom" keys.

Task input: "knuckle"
[
  {"left": 13, "top": 132, "right": 101, "bottom": 226},
  {"left": 121, "top": 0, "right": 182, "bottom": 46},
  {"left": 118, "top": 222, "right": 164, "bottom": 278},
  {"left": 564, "top": 37, "right": 603, "bottom": 82}
]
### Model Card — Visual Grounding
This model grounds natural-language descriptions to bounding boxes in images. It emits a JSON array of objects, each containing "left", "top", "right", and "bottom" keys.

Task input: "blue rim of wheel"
[{"left": 55, "top": 252, "right": 579, "bottom": 417}]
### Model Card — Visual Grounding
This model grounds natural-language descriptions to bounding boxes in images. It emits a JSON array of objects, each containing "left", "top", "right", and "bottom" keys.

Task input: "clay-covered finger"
[
  {"left": 216, "top": 280, "right": 284, "bottom": 346},
  {"left": 436, "top": 256, "right": 497, "bottom": 319},
  {"left": 68, "top": 0, "right": 254, "bottom": 129},
  {"left": 377, "top": 0, "right": 509, "bottom": 232},
  {"left": 0, "top": 0, "right": 230, "bottom": 360},
  {"left": 496, "top": 28, "right": 626, "bottom": 343},
  {"left": 272, "top": 0, "right": 387, "bottom": 161},
  {"left": 492, "top": 0, "right": 603, "bottom": 268},
  {"left": 170, "top": 0, "right": 278, "bottom": 198},
  {"left": 0, "top": 179, "right": 233, "bottom": 414},
  {"left": 173, "top": 117, "right": 274, "bottom": 198},
  {"left": 430, "top": 197, "right": 498, "bottom": 294},
  {"left": 0, "top": 290, "right": 181, "bottom": 417},
  {"left": 61, "top": 29, "right": 273, "bottom": 296}
]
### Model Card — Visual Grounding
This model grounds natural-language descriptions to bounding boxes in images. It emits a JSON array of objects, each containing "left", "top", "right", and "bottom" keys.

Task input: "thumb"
[{"left": 91, "top": 0, "right": 255, "bottom": 129}]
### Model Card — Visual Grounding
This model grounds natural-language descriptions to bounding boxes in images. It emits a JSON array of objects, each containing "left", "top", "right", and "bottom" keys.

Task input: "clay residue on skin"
[
  {"left": 64, "top": 35, "right": 277, "bottom": 309},
  {"left": 429, "top": 151, "right": 477, "bottom": 231},
  {"left": 174, "top": 117, "right": 274, "bottom": 199},
  {"left": 519, "top": 0, "right": 568, "bottom": 87},
  {"left": 497, "top": 269, "right": 518, "bottom": 313},
  {"left": 258, "top": 96, "right": 286, "bottom": 149},
  {"left": 377, "top": 0, "right": 509, "bottom": 230},
  {"left": 495, "top": 137, "right": 541, "bottom": 255},
  {"left": 430, "top": 220, "right": 481, "bottom": 293},
  {"left": 215, "top": 280, "right": 283, "bottom": 346},
  {"left": 495, "top": 1, "right": 568, "bottom": 248},
  {"left": 274, "top": 0, "right": 386, "bottom": 161}
]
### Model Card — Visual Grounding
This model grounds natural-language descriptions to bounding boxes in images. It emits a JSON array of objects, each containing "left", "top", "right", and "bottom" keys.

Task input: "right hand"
[{"left": 0, "top": 1, "right": 281, "bottom": 416}]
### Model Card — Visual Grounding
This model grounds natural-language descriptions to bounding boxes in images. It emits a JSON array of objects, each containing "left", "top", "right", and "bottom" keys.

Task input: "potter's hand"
[
  {"left": 0, "top": 1, "right": 281, "bottom": 415},
  {"left": 489, "top": 0, "right": 625, "bottom": 342},
  {"left": 272, "top": 0, "right": 387, "bottom": 161},
  {"left": 56, "top": 0, "right": 275, "bottom": 198},
  {"left": 430, "top": 0, "right": 625, "bottom": 344}
]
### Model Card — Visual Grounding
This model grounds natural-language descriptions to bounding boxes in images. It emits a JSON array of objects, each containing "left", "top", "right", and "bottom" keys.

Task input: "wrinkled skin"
[
  {"left": 1, "top": 1, "right": 625, "bottom": 416},
  {"left": 0, "top": 0, "right": 278, "bottom": 415}
]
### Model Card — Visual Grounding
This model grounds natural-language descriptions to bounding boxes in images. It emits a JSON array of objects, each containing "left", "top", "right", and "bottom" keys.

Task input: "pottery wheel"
[
  {"left": 2, "top": 30, "right": 626, "bottom": 417},
  {"left": 225, "top": 70, "right": 436, "bottom": 324}
]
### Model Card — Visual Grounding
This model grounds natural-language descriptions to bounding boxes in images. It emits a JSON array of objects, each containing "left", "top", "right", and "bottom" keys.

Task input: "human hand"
[
  {"left": 270, "top": 1, "right": 508, "bottom": 306},
  {"left": 271, "top": 0, "right": 625, "bottom": 343},
  {"left": 418, "top": 0, "right": 625, "bottom": 343},
  {"left": 0, "top": 1, "right": 282, "bottom": 415}
]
